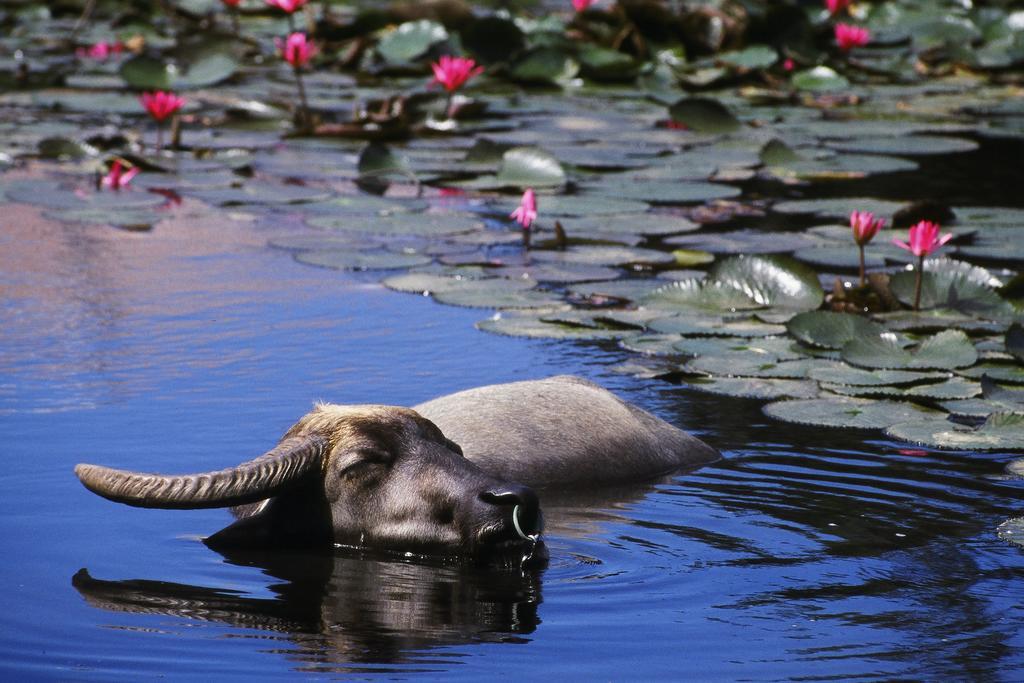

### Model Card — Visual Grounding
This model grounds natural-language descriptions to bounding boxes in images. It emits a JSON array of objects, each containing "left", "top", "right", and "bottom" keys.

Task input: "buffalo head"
[{"left": 75, "top": 404, "right": 542, "bottom": 558}]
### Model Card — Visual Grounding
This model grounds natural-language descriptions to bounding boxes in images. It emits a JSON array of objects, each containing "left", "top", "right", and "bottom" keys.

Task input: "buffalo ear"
[
  {"left": 75, "top": 435, "right": 328, "bottom": 509},
  {"left": 205, "top": 478, "right": 334, "bottom": 549}
]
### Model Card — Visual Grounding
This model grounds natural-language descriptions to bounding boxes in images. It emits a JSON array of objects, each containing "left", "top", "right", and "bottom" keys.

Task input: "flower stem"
[
  {"left": 858, "top": 245, "right": 866, "bottom": 287},
  {"left": 294, "top": 67, "right": 310, "bottom": 128},
  {"left": 913, "top": 255, "right": 923, "bottom": 311},
  {"left": 445, "top": 92, "right": 454, "bottom": 120},
  {"left": 230, "top": 8, "right": 239, "bottom": 34},
  {"left": 156, "top": 123, "right": 164, "bottom": 153}
]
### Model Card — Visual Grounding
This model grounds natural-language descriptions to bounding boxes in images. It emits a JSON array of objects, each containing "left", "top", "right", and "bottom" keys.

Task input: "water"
[{"left": 3, "top": 187, "right": 1024, "bottom": 681}]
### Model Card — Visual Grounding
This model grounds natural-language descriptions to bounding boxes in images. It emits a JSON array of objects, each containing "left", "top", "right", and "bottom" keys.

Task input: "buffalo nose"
[{"left": 480, "top": 485, "right": 542, "bottom": 537}]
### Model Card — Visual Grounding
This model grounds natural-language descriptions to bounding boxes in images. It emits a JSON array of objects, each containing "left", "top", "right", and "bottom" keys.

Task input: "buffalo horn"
[{"left": 74, "top": 435, "right": 327, "bottom": 509}]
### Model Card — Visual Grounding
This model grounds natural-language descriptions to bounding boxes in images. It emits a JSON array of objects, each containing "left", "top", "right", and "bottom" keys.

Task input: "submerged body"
[{"left": 75, "top": 376, "right": 720, "bottom": 556}]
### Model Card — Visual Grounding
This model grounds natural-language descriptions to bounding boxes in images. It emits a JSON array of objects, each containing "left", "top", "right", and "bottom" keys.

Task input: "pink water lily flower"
[
  {"left": 430, "top": 56, "right": 484, "bottom": 93},
  {"left": 101, "top": 160, "right": 139, "bottom": 190},
  {"left": 835, "top": 23, "right": 870, "bottom": 51},
  {"left": 572, "top": 0, "right": 596, "bottom": 10},
  {"left": 77, "top": 41, "right": 124, "bottom": 60},
  {"left": 825, "top": 0, "right": 851, "bottom": 15},
  {"left": 850, "top": 210, "right": 885, "bottom": 286},
  {"left": 266, "top": 0, "right": 306, "bottom": 13},
  {"left": 222, "top": 0, "right": 241, "bottom": 5},
  {"left": 140, "top": 91, "right": 185, "bottom": 122},
  {"left": 276, "top": 32, "right": 316, "bottom": 68},
  {"left": 892, "top": 220, "right": 952, "bottom": 258},
  {"left": 510, "top": 188, "right": 537, "bottom": 230},
  {"left": 850, "top": 210, "right": 884, "bottom": 246},
  {"left": 893, "top": 220, "right": 953, "bottom": 310}
]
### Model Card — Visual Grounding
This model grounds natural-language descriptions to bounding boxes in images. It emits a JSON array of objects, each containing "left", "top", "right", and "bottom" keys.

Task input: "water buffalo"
[{"left": 75, "top": 375, "right": 719, "bottom": 557}]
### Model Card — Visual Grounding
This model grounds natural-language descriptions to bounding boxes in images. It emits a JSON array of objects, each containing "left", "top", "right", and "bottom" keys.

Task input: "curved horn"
[{"left": 74, "top": 435, "right": 327, "bottom": 509}]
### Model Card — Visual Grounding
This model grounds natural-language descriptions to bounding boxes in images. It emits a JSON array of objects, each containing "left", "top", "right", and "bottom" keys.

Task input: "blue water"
[{"left": 2, "top": 195, "right": 1024, "bottom": 681}]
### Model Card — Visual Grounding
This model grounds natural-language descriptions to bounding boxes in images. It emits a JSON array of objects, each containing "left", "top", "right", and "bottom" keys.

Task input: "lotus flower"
[
  {"left": 221, "top": 0, "right": 241, "bottom": 5},
  {"left": 430, "top": 56, "right": 484, "bottom": 93},
  {"left": 275, "top": 32, "right": 316, "bottom": 68},
  {"left": 510, "top": 188, "right": 537, "bottom": 248},
  {"left": 100, "top": 160, "right": 139, "bottom": 191},
  {"left": 140, "top": 91, "right": 185, "bottom": 123},
  {"left": 572, "top": 0, "right": 596, "bottom": 10},
  {"left": 825, "top": 0, "right": 851, "bottom": 15},
  {"left": 140, "top": 91, "right": 185, "bottom": 152},
  {"left": 892, "top": 220, "right": 951, "bottom": 258},
  {"left": 893, "top": 220, "right": 953, "bottom": 310},
  {"left": 76, "top": 41, "right": 124, "bottom": 60},
  {"left": 850, "top": 210, "right": 885, "bottom": 286},
  {"left": 835, "top": 23, "right": 870, "bottom": 52},
  {"left": 266, "top": 0, "right": 306, "bottom": 13}
]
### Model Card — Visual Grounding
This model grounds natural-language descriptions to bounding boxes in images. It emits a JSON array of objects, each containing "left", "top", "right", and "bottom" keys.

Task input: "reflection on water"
[{"left": 73, "top": 547, "right": 541, "bottom": 675}]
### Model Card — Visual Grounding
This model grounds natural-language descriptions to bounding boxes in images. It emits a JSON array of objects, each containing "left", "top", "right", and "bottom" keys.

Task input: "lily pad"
[
  {"left": 121, "top": 50, "right": 237, "bottom": 90},
  {"left": 668, "top": 97, "right": 741, "bottom": 134},
  {"left": 841, "top": 330, "right": 978, "bottom": 370},
  {"left": 476, "top": 311, "right": 630, "bottom": 340},
  {"left": 886, "top": 413, "right": 1024, "bottom": 451},
  {"left": 791, "top": 66, "right": 850, "bottom": 92},
  {"left": 530, "top": 245, "right": 675, "bottom": 267},
  {"left": 1008, "top": 324, "right": 1024, "bottom": 363},
  {"left": 826, "top": 135, "right": 979, "bottom": 156},
  {"left": 295, "top": 249, "right": 432, "bottom": 271},
  {"left": 306, "top": 212, "right": 482, "bottom": 236},
  {"left": 787, "top": 311, "right": 887, "bottom": 349},
  {"left": 508, "top": 47, "right": 580, "bottom": 86},
  {"left": 763, "top": 397, "right": 946, "bottom": 429},
  {"left": 807, "top": 364, "right": 948, "bottom": 386},
  {"left": 686, "top": 377, "right": 819, "bottom": 400},
  {"left": 684, "top": 355, "right": 818, "bottom": 379},
  {"left": 376, "top": 20, "right": 448, "bottom": 65},
  {"left": 773, "top": 197, "right": 905, "bottom": 220},
  {"left": 709, "top": 254, "right": 824, "bottom": 313},
  {"left": 643, "top": 279, "right": 763, "bottom": 313},
  {"left": 889, "top": 259, "right": 1015, "bottom": 318},
  {"left": 997, "top": 517, "right": 1024, "bottom": 549}
]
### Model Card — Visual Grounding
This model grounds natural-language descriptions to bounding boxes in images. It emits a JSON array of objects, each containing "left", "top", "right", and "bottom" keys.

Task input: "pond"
[{"left": 3, "top": 1, "right": 1024, "bottom": 680}]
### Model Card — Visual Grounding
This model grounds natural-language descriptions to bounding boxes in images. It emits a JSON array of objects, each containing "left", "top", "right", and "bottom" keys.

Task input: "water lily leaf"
[
  {"left": 517, "top": 195, "right": 649, "bottom": 217},
  {"left": 530, "top": 245, "right": 675, "bottom": 267},
  {"left": 476, "top": 310, "right": 629, "bottom": 340},
  {"left": 673, "top": 336, "right": 807, "bottom": 361},
  {"left": 787, "top": 311, "right": 887, "bottom": 349},
  {"left": 957, "top": 363, "right": 1024, "bottom": 383},
  {"left": 493, "top": 147, "right": 566, "bottom": 190},
  {"left": 558, "top": 213, "right": 700, "bottom": 237},
  {"left": 997, "top": 517, "right": 1024, "bottom": 549},
  {"left": 306, "top": 212, "right": 482, "bottom": 236},
  {"left": 889, "top": 259, "right": 1014, "bottom": 318},
  {"left": 577, "top": 44, "right": 639, "bottom": 82},
  {"left": 759, "top": 139, "right": 803, "bottom": 165},
  {"left": 808, "top": 364, "right": 948, "bottom": 386},
  {"left": 686, "top": 377, "right": 819, "bottom": 400},
  {"left": 764, "top": 153, "right": 918, "bottom": 181},
  {"left": 496, "top": 261, "right": 620, "bottom": 284},
  {"left": 188, "top": 182, "right": 332, "bottom": 206},
  {"left": 842, "top": 330, "right": 978, "bottom": 370},
  {"left": 826, "top": 135, "right": 978, "bottom": 156},
  {"left": 886, "top": 413, "right": 1024, "bottom": 451},
  {"left": 620, "top": 334, "right": 687, "bottom": 357},
  {"left": 981, "top": 375, "right": 1024, "bottom": 406},
  {"left": 295, "top": 249, "right": 432, "bottom": 271},
  {"left": 668, "top": 97, "right": 741, "bottom": 134},
  {"left": 709, "top": 254, "right": 824, "bottom": 313},
  {"left": 792, "top": 66, "right": 849, "bottom": 92},
  {"left": 434, "top": 282, "right": 564, "bottom": 310},
  {"left": 685, "top": 355, "right": 819, "bottom": 379},
  {"left": 508, "top": 47, "right": 579, "bottom": 85},
  {"left": 902, "top": 377, "right": 982, "bottom": 400},
  {"left": 764, "top": 397, "right": 946, "bottom": 429},
  {"left": 666, "top": 229, "right": 818, "bottom": 254},
  {"left": 791, "top": 245, "right": 889, "bottom": 269},
  {"left": 376, "top": 20, "right": 448, "bottom": 65},
  {"left": 581, "top": 177, "right": 741, "bottom": 204},
  {"left": 718, "top": 45, "right": 778, "bottom": 70},
  {"left": 772, "top": 197, "right": 905, "bottom": 220},
  {"left": 672, "top": 249, "right": 715, "bottom": 267},
  {"left": 38, "top": 136, "right": 97, "bottom": 160},
  {"left": 121, "top": 51, "right": 237, "bottom": 90},
  {"left": 643, "top": 279, "right": 762, "bottom": 313},
  {"left": 1008, "top": 324, "right": 1024, "bottom": 363},
  {"left": 940, "top": 398, "right": 1020, "bottom": 419},
  {"left": 461, "top": 16, "right": 525, "bottom": 66},
  {"left": 6, "top": 179, "right": 165, "bottom": 210},
  {"left": 48, "top": 207, "right": 162, "bottom": 230},
  {"left": 648, "top": 314, "right": 786, "bottom": 337}
]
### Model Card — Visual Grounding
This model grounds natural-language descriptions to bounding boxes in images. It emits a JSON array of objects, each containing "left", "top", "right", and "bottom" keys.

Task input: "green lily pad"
[
  {"left": 764, "top": 153, "right": 919, "bottom": 181},
  {"left": 981, "top": 375, "right": 1024, "bottom": 406},
  {"left": 471, "top": 147, "right": 566, "bottom": 191},
  {"left": 666, "top": 230, "right": 818, "bottom": 254},
  {"left": 718, "top": 45, "right": 778, "bottom": 70},
  {"left": 763, "top": 396, "right": 947, "bottom": 429},
  {"left": 668, "top": 97, "right": 741, "bottom": 134},
  {"left": 121, "top": 50, "right": 237, "bottom": 90},
  {"left": 957, "top": 363, "right": 1024, "bottom": 383},
  {"left": 842, "top": 330, "right": 978, "bottom": 370},
  {"left": 889, "top": 259, "right": 1014, "bottom": 318},
  {"left": 530, "top": 245, "right": 675, "bottom": 267},
  {"left": 620, "top": 334, "right": 689, "bottom": 357},
  {"left": 685, "top": 355, "right": 818, "bottom": 379},
  {"left": 294, "top": 249, "right": 432, "bottom": 271},
  {"left": 476, "top": 310, "right": 630, "bottom": 340},
  {"left": 306, "top": 212, "right": 482, "bottom": 236},
  {"left": 997, "top": 517, "right": 1024, "bottom": 548},
  {"left": 709, "top": 254, "right": 824, "bottom": 313},
  {"left": 686, "top": 377, "right": 819, "bottom": 400},
  {"left": 773, "top": 197, "right": 905, "bottom": 220},
  {"left": 358, "top": 142, "right": 415, "bottom": 184},
  {"left": 807, "top": 364, "right": 948, "bottom": 386},
  {"left": 47, "top": 207, "right": 162, "bottom": 229},
  {"left": 558, "top": 213, "right": 700, "bottom": 237},
  {"left": 787, "top": 311, "right": 887, "bottom": 349},
  {"left": 886, "top": 412, "right": 1024, "bottom": 451},
  {"left": 376, "top": 20, "right": 448, "bottom": 65},
  {"left": 577, "top": 44, "right": 639, "bottom": 82},
  {"left": 461, "top": 16, "right": 525, "bottom": 66},
  {"left": 6, "top": 179, "right": 165, "bottom": 210},
  {"left": 508, "top": 47, "right": 579, "bottom": 86},
  {"left": 188, "top": 182, "right": 332, "bottom": 206},
  {"left": 791, "top": 66, "right": 850, "bottom": 92},
  {"left": 673, "top": 336, "right": 807, "bottom": 361},
  {"left": 38, "top": 136, "right": 97, "bottom": 160},
  {"left": 672, "top": 249, "right": 715, "bottom": 267},
  {"left": 494, "top": 261, "right": 620, "bottom": 284},
  {"left": 515, "top": 195, "right": 649, "bottom": 217},
  {"left": 643, "top": 279, "right": 763, "bottom": 313},
  {"left": 791, "top": 245, "right": 890, "bottom": 270},
  {"left": 648, "top": 315, "right": 786, "bottom": 337}
]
